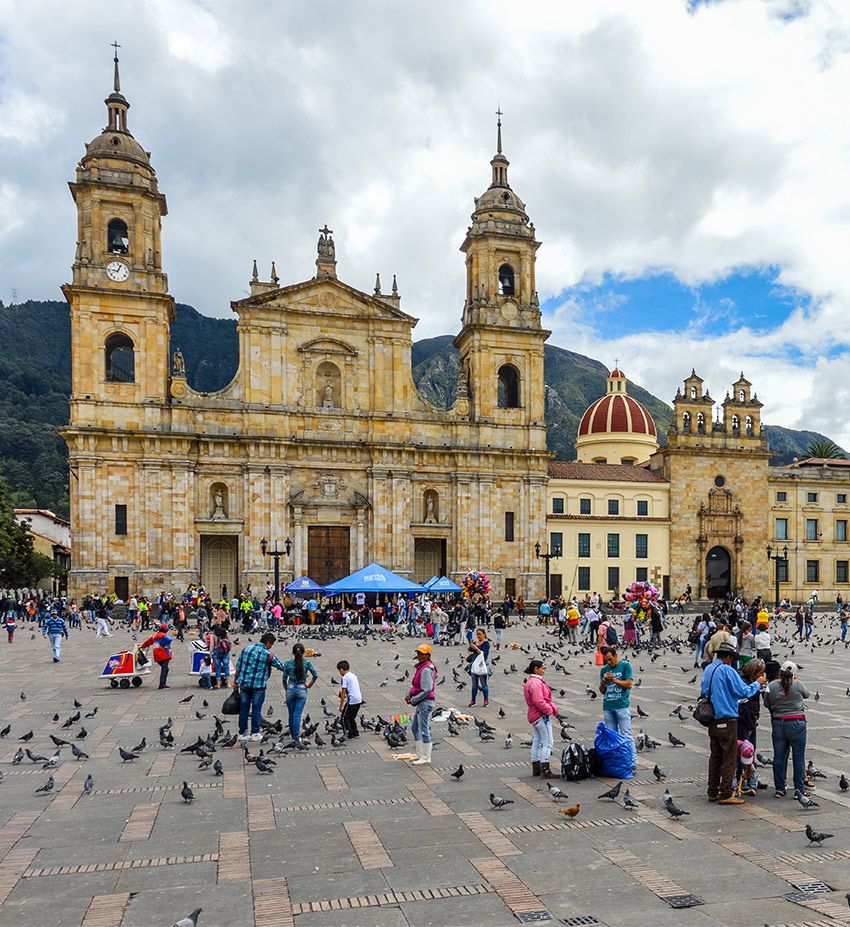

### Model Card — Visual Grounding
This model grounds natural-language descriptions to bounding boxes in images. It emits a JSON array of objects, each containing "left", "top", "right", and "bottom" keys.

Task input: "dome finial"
[
  {"left": 496, "top": 104, "right": 503, "bottom": 154},
  {"left": 111, "top": 40, "right": 121, "bottom": 93}
]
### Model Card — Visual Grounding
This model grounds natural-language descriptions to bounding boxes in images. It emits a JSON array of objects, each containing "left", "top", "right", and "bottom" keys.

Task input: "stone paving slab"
[{"left": 0, "top": 615, "right": 848, "bottom": 926}]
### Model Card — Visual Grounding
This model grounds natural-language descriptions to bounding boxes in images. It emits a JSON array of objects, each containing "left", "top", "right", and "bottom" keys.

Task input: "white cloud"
[{"left": 2, "top": 0, "right": 850, "bottom": 439}]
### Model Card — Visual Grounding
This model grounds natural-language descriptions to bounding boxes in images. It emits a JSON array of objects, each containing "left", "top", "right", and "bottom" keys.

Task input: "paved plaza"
[{"left": 0, "top": 615, "right": 849, "bottom": 927}]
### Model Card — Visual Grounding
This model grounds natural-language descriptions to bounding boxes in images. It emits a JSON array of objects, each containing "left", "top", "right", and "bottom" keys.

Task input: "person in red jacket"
[
  {"left": 141, "top": 623, "right": 173, "bottom": 689},
  {"left": 523, "top": 659, "right": 559, "bottom": 778}
]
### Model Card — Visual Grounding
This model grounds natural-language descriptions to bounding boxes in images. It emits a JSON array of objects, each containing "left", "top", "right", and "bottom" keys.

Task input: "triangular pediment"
[{"left": 231, "top": 277, "right": 417, "bottom": 325}]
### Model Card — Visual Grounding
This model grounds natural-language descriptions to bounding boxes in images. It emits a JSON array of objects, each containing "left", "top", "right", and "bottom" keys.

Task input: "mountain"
[{"left": 0, "top": 299, "right": 840, "bottom": 517}]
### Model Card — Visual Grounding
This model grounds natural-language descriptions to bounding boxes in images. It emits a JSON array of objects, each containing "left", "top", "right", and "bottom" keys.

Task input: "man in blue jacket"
[
  {"left": 700, "top": 641, "right": 765, "bottom": 804},
  {"left": 42, "top": 610, "right": 68, "bottom": 663}
]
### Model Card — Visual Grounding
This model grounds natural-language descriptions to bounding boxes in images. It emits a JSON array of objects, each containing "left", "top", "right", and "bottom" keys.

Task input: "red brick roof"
[{"left": 548, "top": 461, "right": 667, "bottom": 483}]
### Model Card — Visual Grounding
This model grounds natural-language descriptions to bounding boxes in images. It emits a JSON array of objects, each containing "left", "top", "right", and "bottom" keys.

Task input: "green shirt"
[{"left": 600, "top": 659, "right": 632, "bottom": 710}]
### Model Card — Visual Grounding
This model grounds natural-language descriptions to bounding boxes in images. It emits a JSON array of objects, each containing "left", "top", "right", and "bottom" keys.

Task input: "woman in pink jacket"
[{"left": 523, "top": 659, "right": 559, "bottom": 779}]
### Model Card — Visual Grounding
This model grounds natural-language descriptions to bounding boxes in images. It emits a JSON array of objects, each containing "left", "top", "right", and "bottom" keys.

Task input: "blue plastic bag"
[{"left": 593, "top": 721, "right": 634, "bottom": 780}]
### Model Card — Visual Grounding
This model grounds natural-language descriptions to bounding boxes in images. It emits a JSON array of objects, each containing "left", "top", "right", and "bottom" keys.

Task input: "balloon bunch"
[
  {"left": 624, "top": 580, "right": 660, "bottom": 623},
  {"left": 461, "top": 570, "right": 491, "bottom": 598}
]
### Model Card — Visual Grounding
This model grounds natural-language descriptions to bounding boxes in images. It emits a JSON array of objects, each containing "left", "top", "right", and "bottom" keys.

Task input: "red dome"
[
  {"left": 578, "top": 393, "right": 657, "bottom": 437},
  {"left": 609, "top": 367, "right": 626, "bottom": 378}
]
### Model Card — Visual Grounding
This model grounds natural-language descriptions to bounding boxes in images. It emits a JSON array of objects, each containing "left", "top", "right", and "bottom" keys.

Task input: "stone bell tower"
[
  {"left": 454, "top": 113, "right": 548, "bottom": 439},
  {"left": 62, "top": 44, "right": 173, "bottom": 412}
]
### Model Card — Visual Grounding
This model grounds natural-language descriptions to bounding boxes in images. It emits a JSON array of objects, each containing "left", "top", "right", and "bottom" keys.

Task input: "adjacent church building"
[{"left": 61, "top": 59, "right": 550, "bottom": 600}]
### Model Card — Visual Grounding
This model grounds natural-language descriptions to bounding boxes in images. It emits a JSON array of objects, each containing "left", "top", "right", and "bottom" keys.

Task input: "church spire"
[
  {"left": 490, "top": 107, "right": 509, "bottom": 188},
  {"left": 105, "top": 41, "right": 130, "bottom": 133}
]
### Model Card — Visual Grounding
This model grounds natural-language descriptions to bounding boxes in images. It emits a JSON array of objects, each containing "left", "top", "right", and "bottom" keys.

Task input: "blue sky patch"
[{"left": 543, "top": 266, "right": 814, "bottom": 340}]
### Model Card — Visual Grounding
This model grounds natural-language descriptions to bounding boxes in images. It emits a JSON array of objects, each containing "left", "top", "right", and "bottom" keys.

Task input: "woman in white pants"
[{"left": 523, "top": 659, "right": 559, "bottom": 779}]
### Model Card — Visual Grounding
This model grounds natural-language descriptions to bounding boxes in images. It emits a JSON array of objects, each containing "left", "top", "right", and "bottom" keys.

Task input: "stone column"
[{"left": 356, "top": 505, "right": 366, "bottom": 569}]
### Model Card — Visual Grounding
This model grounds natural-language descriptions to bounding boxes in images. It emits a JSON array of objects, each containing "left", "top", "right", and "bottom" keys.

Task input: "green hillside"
[{"left": 0, "top": 299, "right": 840, "bottom": 517}]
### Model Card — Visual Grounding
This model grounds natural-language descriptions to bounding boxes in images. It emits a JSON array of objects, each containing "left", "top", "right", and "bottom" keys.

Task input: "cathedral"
[{"left": 61, "top": 57, "right": 550, "bottom": 600}]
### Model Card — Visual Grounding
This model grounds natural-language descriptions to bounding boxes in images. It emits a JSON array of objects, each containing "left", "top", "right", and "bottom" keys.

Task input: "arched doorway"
[{"left": 706, "top": 546, "right": 731, "bottom": 599}]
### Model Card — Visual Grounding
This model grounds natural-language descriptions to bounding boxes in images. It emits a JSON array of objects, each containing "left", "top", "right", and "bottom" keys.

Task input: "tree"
[
  {"left": 0, "top": 477, "right": 55, "bottom": 587},
  {"left": 805, "top": 439, "right": 845, "bottom": 460}
]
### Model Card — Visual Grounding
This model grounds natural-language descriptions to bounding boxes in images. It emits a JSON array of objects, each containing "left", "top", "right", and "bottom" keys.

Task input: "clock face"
[{"left": 106, "top": 260, "right": 129, "bottom": 282}]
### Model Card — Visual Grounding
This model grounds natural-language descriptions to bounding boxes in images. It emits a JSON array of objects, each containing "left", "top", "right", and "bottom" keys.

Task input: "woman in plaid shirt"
[{"left": 235, "top": 632, "right": 286, "bottom": 743}]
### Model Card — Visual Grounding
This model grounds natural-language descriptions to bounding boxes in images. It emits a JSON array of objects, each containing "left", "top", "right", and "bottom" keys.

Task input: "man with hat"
[
  {"left": 700, "top": 641, "right": 766, "bottom": 804},
  {"left": 405, "top": 643, "right": 436, "bottom": 765}
]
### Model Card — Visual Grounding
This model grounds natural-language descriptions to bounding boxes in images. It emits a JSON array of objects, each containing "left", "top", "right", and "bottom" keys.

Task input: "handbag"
[
  {"left": 470, "top": 652, "right": 488, "bottom": 675},
  {"left": 221, "top": 686, "right": 240, "bottom": 715},
  {"left": 692, "top": 666, "right": 716, "bottom": 727}
]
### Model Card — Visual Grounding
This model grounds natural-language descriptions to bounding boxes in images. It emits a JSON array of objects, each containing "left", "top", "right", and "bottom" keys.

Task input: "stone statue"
[
  {"left": 424, "top": 494, "right": 437, "bottom": 524},
  {"left": 322, "top": 377, "right": 335, "bottom": 408},
  {"left": 212, "top": 488, "right": 226, "bottom": 520},
  {"left": 171, "top": 349, "right": 186, "bottom": 377},
  {"left": 317, "top": 225, "right": 335, "bottom": 259}
]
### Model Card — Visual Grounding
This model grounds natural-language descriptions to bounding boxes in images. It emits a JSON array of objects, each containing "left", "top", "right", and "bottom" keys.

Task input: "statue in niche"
[
  {"left": 424, "top": 491, "right": 438, "bottom": 524},
  {"left": 211, "top": 487, "right": 226, "bottom": 520},
  {"left": 322, "top": 377, "right": 335, "bottom": 408},
  {"left": 171, "top": 349, "right": 186, "bottom": 377}
]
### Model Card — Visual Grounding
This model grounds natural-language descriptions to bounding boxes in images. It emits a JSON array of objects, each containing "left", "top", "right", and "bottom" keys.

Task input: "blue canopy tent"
[
  {"left": 426, "top": 575, "right": 463, "bottom": 593},
  {"left": 323, "top": 562, "right": 425, "bottom": 595},
  {"left": 284, "top": 576, "right": 325, "bottom": 595},
  {"left": 423, "top": 576, "right": 439, "bottom": 589}
]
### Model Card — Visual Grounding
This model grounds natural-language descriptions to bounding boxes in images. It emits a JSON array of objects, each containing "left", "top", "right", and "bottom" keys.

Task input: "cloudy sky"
[{"left": 2, "top": 0, "right": 850, "bottom": 442}]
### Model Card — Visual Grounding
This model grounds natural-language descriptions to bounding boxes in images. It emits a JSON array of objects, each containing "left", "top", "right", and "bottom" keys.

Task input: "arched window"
[
  {"left": 107, "top": 218, "right": 129, "bottom": 255},
  {"left": 316, "top": 361, "right": 341, "bottom": 409},
  {"left": 731, "top": 414, "right": 740, "bottom": 435},
  {"left": 104, "top": 333, "right": 135, "bottom": 383},
  {"left": 697, "top": 412, "right": 705, "bottom": 435},
  {"left": 497, "top": 263, "right": 515, "bottom": 297},
  {"left": 682, "top": 411, "right": 691, "bottom": 433},
  {"left": 745, "top": 415, "right": 753, "bottom": 436},
  {"left": 497, "top": 364, "right": 520, "bottom": 408}
]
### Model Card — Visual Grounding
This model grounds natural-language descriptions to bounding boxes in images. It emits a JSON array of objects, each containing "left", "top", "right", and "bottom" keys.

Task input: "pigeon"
[
  {"left": 26, "top": 749, "right": 48, "bottom": 764},
  {"left": 489, "top": 793, "right": 514, "bottom": 809},
  {"left": 130, "top": 737, "right": 147, "bottom": 754},
  {"left": 12, "top": 748, "right": 24, "bottom": 765},
  {"left": 171, "top": 909, "right": 202, "bottom": 927},
  {"left": 653, "top": 764, "right": 667, "bottom": 781},
  {"left": 76, "top": 728, "right": 88, "bottom": 739},
  {"left": 504, "top": 733, "right": 513, "bottom": 749},
  {"left": 197, "top": 756, "right": 212, "bottom": 770},
  {"left": 756, "top": 752, "right": 772, "bottom": 766},
  {"left": 636, "top": 705, "right": 649, "bottom": 718},
  {"left": 35, "top": 775, "right": 55, "bottom": 794},
  {"left": 623, "top": 789, "right": 639, "bottom": 809},
  {"left": 255, "top": 756, "right": 275, "bottom": 774},
  {"left": 195, "top": 712, "right": 206, "bottom": 721},
  {"left": 181, "top": 781, "right": 195, "bottom": 803},
  {"left": 450, "top": 765, "right": 465, "bottom": 781},
  {"left": 42, "top": 750, "right": 61, "bottom": 769},
  {"left": 664, "top": 796, "right": 690, "bottom": 818},
  {"left": 50, "top": 735, "right": 70, "bottom": 748},
  {"left": 83, "top": 774, "right": 94, "bottom": 794},
  {"left": 119, "top": 747, "right": 139, "bottom": 762},
  {"left": 839, "top": 774, "right": 849, "bottom": 792},
  {"left": 0, "top": 724, "right": 10, "bottom": 737},
  {"left": 179, "top": 695, "right": 194, "bottom": 704},
  {"left": 805, "top": 823, "right": 833, "bottom": 847},
  {"left": 213, "top": 760, "right": 224, "bottom": 776},
  {"left": 498, "top": 708, "right": 506, "bottom": 718},
  {"left": 20, "top": 691, "right": 26, "bottom": 700},
  {"left": 18, "top": 731, "right": 33, "bottom": 742},
  {"left": 547, "top": 782, "right": 567, "bottom": 801},
  {"left": 71, "top": 743, "right": 89, "bottom": 760},
  {"left": 558, "top": 803, "right": 581, "bottom": 818},
  {"left": 84, "top": 707, "right": 98, "bottom": 719},
  {"left": 597, "top": 781, "right": 622, "bottom": 801},
  {"left": 668, "top": 732, "right": 686, "bottom": 747},
  {"left": 806, "top": 760, "right": 827, "bottom": 780},
  {"left": 795, "top": 790, "right": 819, "bottom": 809}
]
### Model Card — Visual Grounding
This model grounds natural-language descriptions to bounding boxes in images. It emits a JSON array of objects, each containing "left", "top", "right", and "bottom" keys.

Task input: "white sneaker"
[
  {"left": 250, "top": 733, "right": 263, "bottom": 742},
  {"left": 238, "top": 734, "right": 249, "bottom": 745}
]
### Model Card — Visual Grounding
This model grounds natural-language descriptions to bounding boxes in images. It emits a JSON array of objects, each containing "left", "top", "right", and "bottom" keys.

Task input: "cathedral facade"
[{"left": 61, "top": 61, "right": 550, "bottom": 600}]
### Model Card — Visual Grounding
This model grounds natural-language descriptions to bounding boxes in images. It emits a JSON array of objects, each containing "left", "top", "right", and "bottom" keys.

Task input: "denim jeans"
[
  {"left": 198, "top": 674, "right": 213, "bottom": 689},
  {"left": 772, "top": 718, "right": 807, "bottom": 793},
  {"left": 842, "top": 621, "right": 848, "bottom": 641},
  {"left": 470, "top": 672, "right": 489, "bottom": 702},
  {"left": 432, "top": 622, "right": 441, "bottom": 644},
  {"left": 411, "top": 698, "right": 435, "bottom": 743},
  {"left": 212, "top": 650, "right": 230, "bottom": 680},
  {"left": 530, "top": 716, "right": 553, "bottom": 763},
  {"left": 286, "top": 684, "right": 309, "bottom": 740},
  {"left": 49, "top": 633, "right": 63, "bottom": 660},
  {"left": 238, "top": 686, "right": 266, "bottom": 735},
  {"left": 603, "top": 707, "right": 637, "bottom": 766}
]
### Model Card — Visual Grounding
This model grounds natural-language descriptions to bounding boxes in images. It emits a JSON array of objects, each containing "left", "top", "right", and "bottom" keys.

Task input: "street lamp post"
[
  {"left": 261, "top": 537, "right": 291, "bottom": 604},
  {"left": 766, "top": 544, "right": 789, "bottom": 610},
  {"left": 535, "top": 541, "right": 562, "bottom": 601}
]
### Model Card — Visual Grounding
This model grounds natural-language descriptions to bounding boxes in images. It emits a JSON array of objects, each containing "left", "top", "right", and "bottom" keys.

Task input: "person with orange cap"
[{"left": 405, "top": 643, "right": 436, "bottom": 765}]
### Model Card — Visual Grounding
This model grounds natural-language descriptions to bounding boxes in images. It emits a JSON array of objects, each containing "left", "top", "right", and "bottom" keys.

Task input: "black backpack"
[
  {"left": 605, "top": 623, "right": 618, "bottom": 645},
  {"left": 561, "top": 743, "right": 594, "bottom": 781}
]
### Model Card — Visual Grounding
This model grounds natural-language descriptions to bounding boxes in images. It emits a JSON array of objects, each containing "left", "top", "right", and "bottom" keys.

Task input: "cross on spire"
[
  {"left": 496, "top": 105, "right": 503, "bottom": 154},
  {"left": 111, "top": 40, "right": 121, "bottom": 93},
  {"left": 319, "top": 224, "right": 333, "bottom": 237}
]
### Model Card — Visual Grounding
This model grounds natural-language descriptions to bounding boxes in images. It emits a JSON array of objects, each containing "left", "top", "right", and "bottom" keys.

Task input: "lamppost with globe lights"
[{"left": 261, "top": 537, "right": 291, "bottom": 604}]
